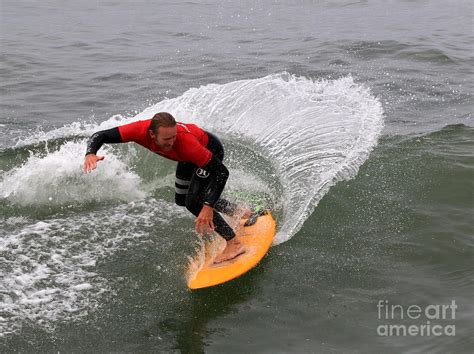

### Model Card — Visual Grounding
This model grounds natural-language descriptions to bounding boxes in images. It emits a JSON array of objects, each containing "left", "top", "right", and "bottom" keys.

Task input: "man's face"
[{"left": 150, "top": 125, "right": 177, "bottom": 151}]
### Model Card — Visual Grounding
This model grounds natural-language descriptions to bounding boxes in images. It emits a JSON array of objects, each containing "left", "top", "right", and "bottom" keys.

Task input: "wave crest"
[{"left": 135, "top": 73, "right": 384, "bottom": 243}]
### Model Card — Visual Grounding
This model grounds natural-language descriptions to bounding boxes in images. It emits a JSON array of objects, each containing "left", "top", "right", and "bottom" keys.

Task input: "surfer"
[{"left": 83, "top": 112, "right": 250, "bottom": 263}]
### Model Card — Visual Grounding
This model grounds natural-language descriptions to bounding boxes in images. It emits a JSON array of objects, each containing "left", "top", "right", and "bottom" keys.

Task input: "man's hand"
[
  {"left": 84, "top": 154, "right": 105, "bottom": 173},
  {"left": 195, "top": 204, "right": 215, "bottom": 236}
]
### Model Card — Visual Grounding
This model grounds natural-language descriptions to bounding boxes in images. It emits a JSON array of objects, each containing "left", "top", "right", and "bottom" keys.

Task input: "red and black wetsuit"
[
  {"left": 118, "top": 120, "right": 212, "bottom": 167},
  {"left": 86, "top": 119, "right": 238, "bottom": 240}
]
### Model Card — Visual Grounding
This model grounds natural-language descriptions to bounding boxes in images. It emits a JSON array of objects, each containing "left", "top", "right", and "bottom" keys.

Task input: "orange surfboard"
[{"left": 187, "top": 212, "right": 276, "bottom": 289}]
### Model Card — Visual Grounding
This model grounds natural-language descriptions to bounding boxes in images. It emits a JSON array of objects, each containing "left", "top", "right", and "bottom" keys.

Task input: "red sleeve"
[
  {"left": 117, "top": 120, "right": 150, "bottom": 143},
  {"left": 176, "top": 134, "right": 212, "bottom": 168}
]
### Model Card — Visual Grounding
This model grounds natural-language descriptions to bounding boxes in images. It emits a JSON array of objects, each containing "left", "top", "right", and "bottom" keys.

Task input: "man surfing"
[{"left": 84, "top": 112, "right": 251, "bottom": 263}]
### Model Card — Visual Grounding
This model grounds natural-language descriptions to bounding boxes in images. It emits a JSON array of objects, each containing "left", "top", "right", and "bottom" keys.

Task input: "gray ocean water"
[{"left": 1, "top": 0, "right": 473, "bottom": 353}]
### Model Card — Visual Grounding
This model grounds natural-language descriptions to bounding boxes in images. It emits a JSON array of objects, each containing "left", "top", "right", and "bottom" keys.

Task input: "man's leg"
[
  {"left": 203, "top": 132, "right": 238, "bottom": 217},
  {"left": 185, "top": 167, "right": 245, "bottom": 263},
  {"left": 185, "top": 170, "right": 236, "bottom": 240},
  {"left": 175, "top": 162, "right": 240, "bottom": 234},
  {"left": 175, "top": 162, "right": 195, "bottom": 206}
]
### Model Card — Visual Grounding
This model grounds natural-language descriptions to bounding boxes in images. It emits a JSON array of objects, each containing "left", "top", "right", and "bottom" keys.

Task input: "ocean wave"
[
  {"left": 2, "top": 73, "right": 384, "bottom": 244},
  {"left": 133, "top": 72, "right": 384, "bottom": 243}
]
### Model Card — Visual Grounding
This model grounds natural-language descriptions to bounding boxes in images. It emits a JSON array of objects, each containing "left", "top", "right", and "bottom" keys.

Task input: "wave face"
[{"left": 134, "top": 73, "right": 385, "bottom": 244}]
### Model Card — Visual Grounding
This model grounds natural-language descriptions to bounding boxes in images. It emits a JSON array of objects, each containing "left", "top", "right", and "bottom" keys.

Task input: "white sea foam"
[
  {"left": 0, "top": 141, "right": 145, "bottom": 206},
  {"left": 0, "top": 199, "right": 182, "bottom": 337}
]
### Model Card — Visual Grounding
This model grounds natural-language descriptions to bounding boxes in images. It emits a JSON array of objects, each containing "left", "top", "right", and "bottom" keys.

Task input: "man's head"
[{"left": 148, "top": 112, "right": 177, "bottom": 151}]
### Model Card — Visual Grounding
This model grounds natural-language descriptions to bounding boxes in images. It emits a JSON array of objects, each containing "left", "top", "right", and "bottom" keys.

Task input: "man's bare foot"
[{"left": 213, "top": 238, "right": 245, "bottom": 264}]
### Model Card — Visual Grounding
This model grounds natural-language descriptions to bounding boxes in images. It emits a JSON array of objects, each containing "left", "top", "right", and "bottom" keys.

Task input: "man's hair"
[{"left": 149, "top": 112, "right": 176, "bottom": 134}]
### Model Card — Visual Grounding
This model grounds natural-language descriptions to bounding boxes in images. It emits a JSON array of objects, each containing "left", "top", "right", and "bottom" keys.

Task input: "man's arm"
[
  {"left": 84, "top": 127, "right": 123, "bottom": 173},
  {"left": 86, "top": 127, "right": 122, "bottom": 155}
]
